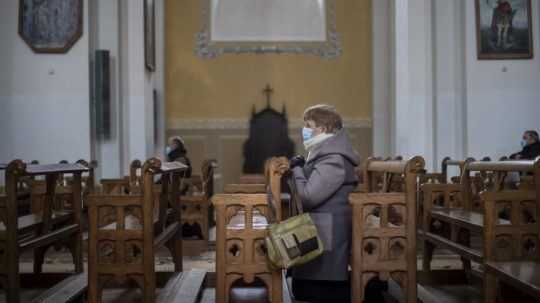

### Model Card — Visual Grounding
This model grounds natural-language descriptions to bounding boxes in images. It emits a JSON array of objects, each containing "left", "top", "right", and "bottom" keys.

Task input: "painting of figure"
[
  {"left": 19, "top": 0, "right": 83, "bottom": 53},
  {"left": 475, "top": 0, "right": 533, "bottom": 59}
]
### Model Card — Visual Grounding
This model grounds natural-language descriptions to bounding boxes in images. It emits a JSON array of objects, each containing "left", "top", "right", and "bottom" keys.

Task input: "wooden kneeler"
[{"left": 349, "top": 156, "right": 425, "bottom": 302}]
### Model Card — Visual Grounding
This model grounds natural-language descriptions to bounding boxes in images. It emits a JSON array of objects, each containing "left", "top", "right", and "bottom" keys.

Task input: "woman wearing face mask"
[
  {"left": 166, "top": 136, "right": 192, "bottom": 179},
  {"left": 289, "top": 104, "right": 360, "bottom": 303}
]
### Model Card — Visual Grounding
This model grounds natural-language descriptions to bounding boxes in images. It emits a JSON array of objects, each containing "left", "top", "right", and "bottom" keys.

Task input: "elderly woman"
[{"left": 289, "top": 105, "right": 360, "bottom": 303}]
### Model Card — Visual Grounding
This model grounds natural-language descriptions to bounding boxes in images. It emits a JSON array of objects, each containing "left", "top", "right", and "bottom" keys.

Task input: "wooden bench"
[
  {"left": 0, "top": 161, "right": 88, "bottom": 303},
  {"left": 422, "top": 159, "right": 539, "bottom": 279},
  {"left": 356, "top": 156, "right": 404, "bottom": 193},
  {"left": 1, "top": 160, "right": 41, "bottom": 216},
  {"left": 212, "top": 158, "right": 288, "bottom": 303},
  {"left": 223, "top": 183, "right": 266, "bottom": 194},
  {"left": 212, "top": 193, "right": 282, "bottom": 303},
  {"left": 99, "top": 159, "right": 142, "bottom": 195},
  {"left": 349, "top": 156, "right": 425, "bottom": 302},
  {"left": 87, "top": 158, "right": 187, "bottom": 303},
  {"left": 483, "top": 160, "right": 540, "bottom": 302},
  {"left": 31, "top": 160, "right": 97, "bottom": 215},
  {"left": 420, "top": 157, "right": 474, "bottom": 185},
  {"left": 180, "top": 159, "right": 218, "bottom": 255},
  {"left": 239, "top": 174, "right": 266, "bottom": 185},
  {"left": 157, "top": 269, "right": 207, "bottom": 303},
  {"left": 29, "top": 272, "right": 87, "bottom": 303}
]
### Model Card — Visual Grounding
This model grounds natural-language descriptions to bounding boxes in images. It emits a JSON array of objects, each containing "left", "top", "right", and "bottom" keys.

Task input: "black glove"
[{"left": 289, "top": 155, "right": 306, "bottom": 169}]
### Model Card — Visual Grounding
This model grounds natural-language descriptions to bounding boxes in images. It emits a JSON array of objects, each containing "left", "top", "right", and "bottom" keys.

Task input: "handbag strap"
[{"left": 286, "top": 173, "right": 304, "bottom": 215}]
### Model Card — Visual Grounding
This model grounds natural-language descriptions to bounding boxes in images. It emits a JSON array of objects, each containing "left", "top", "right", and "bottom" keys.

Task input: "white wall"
[
  {"left": 373, "top": 0, "right": 540, "bottom": 168},
  {"left": 465, "top": 0, "right": 540, "bottom": 160},
  {"left": 0, "top": 0, "right": 165, "bottom": 181},
  {"left": 0, "top": 0, "right": 91, "bottom": 164}
]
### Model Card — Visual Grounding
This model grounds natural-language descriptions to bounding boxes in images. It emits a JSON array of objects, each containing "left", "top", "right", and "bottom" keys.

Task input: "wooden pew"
[
  {"left": 422, "top": 159, "right": 538, "bottom": 280},
  {"left": 417, "top": 158, "right": 475, "bottom": 238},
  {"left": 420, "top": 157, "right": 474, "bottom": 185},
  {"left": 1, "top": 160, "right": 41, "bottom": 216},
  {"left": 86, "top": 158, "right": 187, "bottom": 303},
  {"left": 99, "top": 159, "right": 142, "bottom": 195},
  {"left": 482, "top": 174, "right": 540, "bottom": 302},
  {"left": 239, "top": 174, "right": 266, "bottom": 185},
  {"left": 0, "top": 160, "right": 88, "bottom": 303},
  {"left": 180, "top": 159, "right": 218, "bottom": 255},
  {"left": 31, "top": 160, "right": 97, "bottom": 213},
  {"left": 356, "top": 156, "right": 404, "bottom": 193},
  {"left": 212, "top": 157, "right": 288, "bottom": 303},
  {"left": 349, "top": 156, "right": 425, "bottom": 302},
  {"left": 223, "top": 183, "right": 266, "bottom": 194}
]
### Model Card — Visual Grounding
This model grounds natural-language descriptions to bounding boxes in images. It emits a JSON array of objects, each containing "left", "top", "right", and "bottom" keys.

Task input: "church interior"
[{"left": 1, "top": 0, "right": 540, "bottom": 302}]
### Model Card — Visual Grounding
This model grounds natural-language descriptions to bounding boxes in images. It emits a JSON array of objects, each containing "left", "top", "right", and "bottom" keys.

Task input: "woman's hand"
[{"left": 289, "top": 155, "right": 306, "bottom": 169}]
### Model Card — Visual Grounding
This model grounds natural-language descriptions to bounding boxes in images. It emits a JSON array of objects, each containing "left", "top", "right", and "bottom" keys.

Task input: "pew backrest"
[
  {"left": 350, "top": 156, "right": 425, "bottom": 302},
  {"left": 462, "top": 159, "right": 539, "bottom": 212},
  {"left": 483, "top": 190, "right": 540, "bottom": 262}
]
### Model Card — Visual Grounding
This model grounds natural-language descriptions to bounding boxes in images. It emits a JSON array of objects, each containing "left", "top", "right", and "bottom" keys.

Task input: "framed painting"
[
  {"left": 475, "top": 0, "right": 533, "bottom": 60},
  {"left": 18, "top": 0, "right": 83, "bottom": 53},
  {"left": 144, "top": 0, "right": 156, "bottom": 71}
]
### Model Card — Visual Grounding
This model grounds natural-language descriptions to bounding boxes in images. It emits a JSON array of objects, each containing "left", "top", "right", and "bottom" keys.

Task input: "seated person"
[
  {"left": 166, "top": 136, "right": 192, "bottom": 176},
  {"left": 165, "top": 136, "right": 192, "bottom": 194},
  {"left": 289, "top": 104, "right": 360, "bottom": 303},
  {"left": 510, "top": 130, "right": 540, "bottom": 160}
]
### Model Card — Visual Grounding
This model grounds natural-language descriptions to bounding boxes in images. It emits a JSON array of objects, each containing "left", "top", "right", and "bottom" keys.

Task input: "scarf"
[{"left": 304, "top": 133, "right": 335, "bottom": 156}]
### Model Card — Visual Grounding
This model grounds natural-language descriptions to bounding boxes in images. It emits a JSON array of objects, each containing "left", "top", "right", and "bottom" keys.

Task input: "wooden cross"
[{"left": 262, "top": 84, "right": 274, "bottom": 108}]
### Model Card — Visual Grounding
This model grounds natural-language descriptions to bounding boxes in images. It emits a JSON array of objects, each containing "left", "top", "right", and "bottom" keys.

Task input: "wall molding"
[{"left": 167, "top": 118, "right": 372, "bottom": 130}]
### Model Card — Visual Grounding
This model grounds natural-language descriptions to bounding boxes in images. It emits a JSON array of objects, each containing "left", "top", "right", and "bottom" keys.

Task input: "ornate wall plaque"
[{"left": 196, "top": 0, "right": 342, "bottom": 59}]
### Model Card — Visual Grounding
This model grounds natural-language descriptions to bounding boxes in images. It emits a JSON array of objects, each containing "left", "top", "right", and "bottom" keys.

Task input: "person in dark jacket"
[
  {"left": 289, "top": 105, "right": 360, "bottom": 303},
  {"left": 166, "top": 136, "right": 192, "bottom": 178},
  {"left": 510, "top": 130, "right": 540, "bottom": 160}
]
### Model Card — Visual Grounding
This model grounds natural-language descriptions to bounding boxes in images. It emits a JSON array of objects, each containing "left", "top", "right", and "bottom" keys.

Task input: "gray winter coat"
[{"left": 291, "top": 129, "right": 360, "bottom": 281}]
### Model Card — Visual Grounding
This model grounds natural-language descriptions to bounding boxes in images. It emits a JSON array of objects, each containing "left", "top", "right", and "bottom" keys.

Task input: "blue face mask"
[
  {"left": 165, "top": 146, "right": 172, "bottom": 155},
  {"left": 302, "top": 127, "right": 314, "bottom": 141},
  {"left": 521, "top": 140, "right": 528, "bottom": 148}
]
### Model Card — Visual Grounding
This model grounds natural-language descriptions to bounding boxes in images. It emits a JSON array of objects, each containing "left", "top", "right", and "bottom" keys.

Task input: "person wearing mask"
[
  {"left": 510, "top": 130, "right": 540, "bottom": 160},
  {"left": 288, "top": 104, "right": 360, "bottom": 303},
  {"left": 166, "top": 136, "right": 192, "bottom": 177}
]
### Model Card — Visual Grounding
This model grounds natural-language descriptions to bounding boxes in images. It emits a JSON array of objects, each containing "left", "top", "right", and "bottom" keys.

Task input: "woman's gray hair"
[{"left": 303, "top": 104, "right": 343, "bottom": 133}]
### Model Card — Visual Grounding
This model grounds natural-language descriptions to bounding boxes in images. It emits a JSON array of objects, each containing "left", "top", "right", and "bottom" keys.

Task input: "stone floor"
[{"left": 0, "top": 247, "right": 473, "bottom": 302}]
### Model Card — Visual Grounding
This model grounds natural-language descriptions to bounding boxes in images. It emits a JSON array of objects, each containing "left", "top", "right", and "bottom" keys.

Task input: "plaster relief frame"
[
  {"left": 196, "top": 0, "right": 342, "bottom": 59},
  {"left": 18, "top": 0, "right": 83, "bottom": 53}
]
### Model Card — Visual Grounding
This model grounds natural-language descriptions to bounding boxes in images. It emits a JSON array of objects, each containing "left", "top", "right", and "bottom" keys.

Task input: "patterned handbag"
[{"left": 265, "top": 174, "right": 324, "bottom": 269}]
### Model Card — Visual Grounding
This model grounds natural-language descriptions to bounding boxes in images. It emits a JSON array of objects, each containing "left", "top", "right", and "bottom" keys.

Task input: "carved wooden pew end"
[
  {"left": 350, "top": 156, "right": 424, "bottom": 303},
  {"left": 212, "top": 193, "right": 282, "bottom": 303},
  {"left": 87, "top": 158, "right": 186, "bottom": 303},
  {"left": 0, "top": 160, "right": 88, "bottom": 303},
  {"left": 180, "top": 160, "right": 217, "bottom": 256}
]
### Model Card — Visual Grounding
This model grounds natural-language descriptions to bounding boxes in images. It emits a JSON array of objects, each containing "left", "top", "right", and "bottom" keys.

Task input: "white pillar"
[
  {"left": 432, "top": 0, "right": 467, "bottom": 167},
  {"left": 372, "top": 0, "right": 393, "bottom": 158},
  {"left": 119, "top": 0, "right": 159, "bottom": 174},
  {"left": 392, "top": 0, "right": 436, "bottom": 170},
  {"left": 90, "top": 0, "right": 124, "bottom": 179}
]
